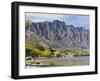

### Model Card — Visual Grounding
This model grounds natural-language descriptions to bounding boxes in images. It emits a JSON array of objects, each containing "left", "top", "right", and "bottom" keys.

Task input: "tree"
[
  {"left": 25, "top": 42, "right": 39, "bottom": 62},
  {"left": 33, "top": 43, "right": 45, "bottom": 51},
  {"left": 25, "top": 48, "right": 33, "bottom": 57},
  {"left": 49, "top": 48, "right": 55, "bottom": 57},
  {"left": 25, "top": 19, "right": 32, "bottom": 30},
  {"left": 54, "top": 50, "right": 61, "bottom": 57},
  {"left": 42, "top": 49, "right": 51, "bottom": 57},
  {"left": 32, "top": 48, "right": 42, "bottom": 57}
]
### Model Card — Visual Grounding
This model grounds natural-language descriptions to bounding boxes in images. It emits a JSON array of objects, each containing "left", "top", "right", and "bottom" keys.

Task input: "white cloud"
[
  {"left": 25, "top": 12, "right": 89, "bottom": 29},
  {"left": 25, "top": 12, "right": 68, "bottom": 22}
]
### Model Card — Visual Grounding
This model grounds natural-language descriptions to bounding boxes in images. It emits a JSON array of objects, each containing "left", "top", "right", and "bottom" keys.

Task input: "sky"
[{"left": 25, "top": 12, "right": 89, "bottom": 29}]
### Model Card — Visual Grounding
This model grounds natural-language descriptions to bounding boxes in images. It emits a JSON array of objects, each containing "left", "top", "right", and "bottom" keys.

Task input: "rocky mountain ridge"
[{"left": 26, "top": 20, "right": 89, "bottom": 49}]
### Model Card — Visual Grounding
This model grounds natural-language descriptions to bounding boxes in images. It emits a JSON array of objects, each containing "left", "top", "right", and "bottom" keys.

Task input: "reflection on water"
[
  {"left": 36, "top": 56, "right": 89, "bottom": 62},
  {"left": 25, "top": 56, "right": 89, "bottom": 68}
]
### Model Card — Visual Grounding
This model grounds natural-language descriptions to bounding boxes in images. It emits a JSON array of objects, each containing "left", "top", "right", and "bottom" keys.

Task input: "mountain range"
[{"left": 25, "top": 20, "right": 89, "bottom": 50}]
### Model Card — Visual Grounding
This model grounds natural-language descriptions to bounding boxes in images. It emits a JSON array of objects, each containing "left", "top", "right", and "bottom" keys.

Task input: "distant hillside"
[{"left": 25, "top": 20, "right": 89, "bottom": 49}]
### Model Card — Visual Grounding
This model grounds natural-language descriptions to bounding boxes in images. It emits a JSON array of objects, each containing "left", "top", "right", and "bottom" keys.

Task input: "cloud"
[
  {"left": 25, "top": 12, "right": 89, "bottom": 29},
  {"left": 26, "top": 12, "right": 68, "bottom": 22}
]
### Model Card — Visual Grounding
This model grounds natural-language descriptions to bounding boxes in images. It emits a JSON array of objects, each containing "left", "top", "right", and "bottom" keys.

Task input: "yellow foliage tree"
[{"left": 42, "top": 49, "right": 51, "bottom": 57}]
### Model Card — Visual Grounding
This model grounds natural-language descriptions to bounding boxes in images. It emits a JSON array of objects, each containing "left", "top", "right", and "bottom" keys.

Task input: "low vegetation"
[
  {"left": 25, "top": 42, "right": 89, "bottom": 67},
  {"left": 26, "top": 42, "right": 89, "bottom": 58}
]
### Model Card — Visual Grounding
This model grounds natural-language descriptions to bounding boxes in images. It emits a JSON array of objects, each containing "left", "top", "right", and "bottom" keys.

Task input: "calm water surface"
[{"left": 36, "top": 56, "right": 89, "bottom": 62}]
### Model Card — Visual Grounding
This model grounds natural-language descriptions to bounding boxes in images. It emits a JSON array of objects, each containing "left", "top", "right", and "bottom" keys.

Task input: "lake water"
[
  {"left": 36, "top": 56, "right": 89, "bottom": 63},
  {"left": 26, "top": 56, "right": 89, "bottom": 67}
]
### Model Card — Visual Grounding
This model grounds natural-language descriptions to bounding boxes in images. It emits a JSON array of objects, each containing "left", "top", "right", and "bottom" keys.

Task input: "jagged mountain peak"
[{"left": 26, "top": 20, "right": 89, "bottom": 49}]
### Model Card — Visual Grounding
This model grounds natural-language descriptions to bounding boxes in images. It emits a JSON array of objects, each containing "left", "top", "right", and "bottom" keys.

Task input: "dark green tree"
[
  {"left": 25, "top": 19, "right": 32, "bottom": 30},
  {"left": 25, "top": 48, "right": 33, "bottom": 57}
]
